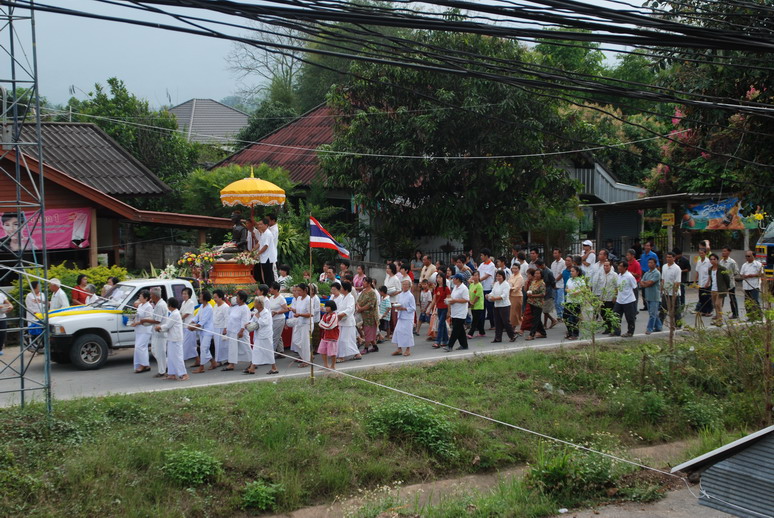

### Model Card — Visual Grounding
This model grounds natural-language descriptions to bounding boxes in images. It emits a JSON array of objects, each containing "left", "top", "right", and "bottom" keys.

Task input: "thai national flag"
[{"left": 309, "top": 216, "right": 350, "bottom": 258}]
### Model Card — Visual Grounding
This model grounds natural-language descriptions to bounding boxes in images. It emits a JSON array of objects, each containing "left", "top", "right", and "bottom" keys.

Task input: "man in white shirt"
[
  {"left": 739, "top": 250, "right": 763, "bottom": 320},
  {"left": 419, "top": 255, "right": 437, "bottom": 285},
  {"left": 694, "top": 247, "right": 712, "bottom": 316},
  {"left": 612, "top": 261, "right": 637, "bottom": 337},
  {"left": 660, "top": 251, "right": 683, "bottom": 325},
  {"left": 24, "top": 281, "right": 45, "bottom": 323},
  {"left": 550, "top": 248, "right": 565, "bottom": 320},
  {"left": 255, "top": 218, "right": 275, "bottom": 285},
  {"left": 719, "top": 246, "right": 740, "bottom": 319},
  {"left": 478, "top": 248, "right": 496, "bottom": 329},
  {"left": 444, "top": 273, "right": 471, "bottom": 351},
  {"left": 581, "top": 240, "right": 596, "bottom": 274},
  {"left": 49, "top": 278, "right": 69, "bottom": 311},
  {"left": 589, "top": 249, "right": 608, "bottom": 297}
]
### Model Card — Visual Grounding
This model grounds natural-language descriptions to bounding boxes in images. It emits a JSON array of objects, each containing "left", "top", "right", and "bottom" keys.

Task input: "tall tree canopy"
[
  {"left": 645, "top": 0, "right": 774, "bottom": 209},
  {"left": 321, "top": 30, "right": 578, "bottom": 250}
]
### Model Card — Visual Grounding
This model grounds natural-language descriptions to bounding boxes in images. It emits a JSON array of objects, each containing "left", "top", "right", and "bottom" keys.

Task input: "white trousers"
[
  {"left": 198, "top": 330, "right": 213, "bottom": 364},
  {"left": 151, "top": 333, "right": 167, "bottom": 374},
  {"left": 133, "top": 331, "right": 151, "bottom": 369},
  {"left": 166, "top": 340, "right": 186, "bottom": 377}
]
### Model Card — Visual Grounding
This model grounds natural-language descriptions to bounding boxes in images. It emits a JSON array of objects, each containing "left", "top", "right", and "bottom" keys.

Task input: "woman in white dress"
[
  {"left": 290, "top": 283, "right": 312, "bottom": 366},
  {"left": 212, "top": 289, "right": 230, "bottom": 366},
  {"left": 245, "top": 296, "right": 279, "bottom": 374},
  {"left": 222, "top": 290, "right": 251, "bottom": 371},
  {"left": 180, "top": 288, "right": 198, "bottom": 362},
  {"left": 130, "top": 289, "right": 153, "bottom": 373},
  {"left": 267, "top": 282, "right": 289, "bottom": 355},
  {"left": 156, "top": 297, "right": 188, "bottom": 381},
  {"left": 391, "top": 279, "right": 416, "bottom": 356},
  {"left": 336, "top": 280, "right": 362, "bottom": 361}
]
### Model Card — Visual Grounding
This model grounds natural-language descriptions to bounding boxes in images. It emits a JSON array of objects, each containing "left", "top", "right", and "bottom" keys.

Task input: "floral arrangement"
[
  {"left": 158, "top": 264, "right": 179, "bottom": 279},
  {"left": 234, "top": 251, "right": 259, "bottom": 266},
  {"left": 742, "top": 207, "right": 768, "bottom": 229},
  {"left": 196, "top": 250, "right": 220, "bottom": 273},
  {"left": 178, "top": 252, "right": 198, "bottom": 267}
]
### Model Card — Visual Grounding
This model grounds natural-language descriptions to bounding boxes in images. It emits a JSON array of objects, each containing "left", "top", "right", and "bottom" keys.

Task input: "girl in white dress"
[{"left": 211, "top": 289, "right": 230, "bottom": 366}]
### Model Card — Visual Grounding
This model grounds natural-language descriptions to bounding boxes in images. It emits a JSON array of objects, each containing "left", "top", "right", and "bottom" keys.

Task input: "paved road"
[{"left": 0, "top": 291, "right": 748, "bottom": 406}]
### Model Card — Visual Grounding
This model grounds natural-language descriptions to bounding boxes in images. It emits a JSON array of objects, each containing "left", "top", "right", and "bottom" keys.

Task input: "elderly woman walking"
[
  {"left": 391, "top": 279, "right": 416, "bottom": 357},
  {"left": 245, "top": 296, "right": 279, "bottom": 375}
]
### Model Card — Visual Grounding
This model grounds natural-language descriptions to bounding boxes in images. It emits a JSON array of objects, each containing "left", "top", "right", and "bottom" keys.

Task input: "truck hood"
[{"left": 40, "top": 305, "right": 124, "bottom": 323}]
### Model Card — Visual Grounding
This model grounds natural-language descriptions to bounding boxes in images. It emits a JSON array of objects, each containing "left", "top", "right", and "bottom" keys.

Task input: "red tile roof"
[{"left": 217, "top": 105, "right": 333, "bottom": 185}]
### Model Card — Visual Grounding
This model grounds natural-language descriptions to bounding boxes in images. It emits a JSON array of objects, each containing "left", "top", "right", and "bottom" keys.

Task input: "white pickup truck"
[{"left": 45, "top": 278, "right": 194, "bottom": 370}]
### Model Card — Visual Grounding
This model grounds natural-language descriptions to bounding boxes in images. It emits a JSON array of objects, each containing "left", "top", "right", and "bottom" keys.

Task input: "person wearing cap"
[
  {"left": 444, "top": 273, "right": 471, "bottom": 351},
  {"left": 49, "top": 278, "right": 69, "bottom": 311},
  {"left": 580, "top": 240, "right": 596, "bottom": 274}
]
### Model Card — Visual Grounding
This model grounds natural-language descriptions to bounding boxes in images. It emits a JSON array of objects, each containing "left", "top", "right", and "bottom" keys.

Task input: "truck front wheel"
[{"left": 69, "top": 334, "right": 109, "bottom": 370}]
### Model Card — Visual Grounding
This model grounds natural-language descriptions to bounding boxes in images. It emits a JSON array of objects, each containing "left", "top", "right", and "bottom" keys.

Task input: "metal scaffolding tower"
[{"left": 0, "top": 0, "right": 51, "bottom": 412}]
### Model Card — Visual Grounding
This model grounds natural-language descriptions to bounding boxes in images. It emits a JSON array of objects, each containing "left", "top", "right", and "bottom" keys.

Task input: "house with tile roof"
[
  {"left": 168, "top": 98, "right": 249, "bottom": 146},
  {"left": 1, "top": 123, "right": 230, "bottom": 271}
]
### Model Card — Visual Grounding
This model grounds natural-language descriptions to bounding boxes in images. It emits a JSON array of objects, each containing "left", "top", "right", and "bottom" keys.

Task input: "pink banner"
[{"left": 1, "top": 208, "right": 91, "bottom": 252}]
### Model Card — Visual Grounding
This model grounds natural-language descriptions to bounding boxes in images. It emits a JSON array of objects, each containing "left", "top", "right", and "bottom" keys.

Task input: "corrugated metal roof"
[
  {"left": 673, "top": 425, "right": 774, "bottom": 474},
  {"left": 217, "top": 105, "right": 333, "bottom": 185},
  {"left": 699, "top": 434, "right": 774, "bottom": 518},
  {"left": 21, "top": 123, "right": 170, "bottom": 196},
  {"left": 168, "top": 98, "right": 249, "bottom": 144}
]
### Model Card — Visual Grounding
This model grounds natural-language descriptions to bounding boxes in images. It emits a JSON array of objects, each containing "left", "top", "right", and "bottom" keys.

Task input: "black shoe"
[
  {"left": 455, "top": 346, "right": 469, "bottom": 350},
  {"left": 442, "top": 346, "right": 452, "bottom": 352}
]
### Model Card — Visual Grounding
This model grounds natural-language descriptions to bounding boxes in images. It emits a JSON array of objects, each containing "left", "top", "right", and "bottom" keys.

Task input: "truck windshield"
[
  {"left": 93, "top": 284, "right": 133, "bottom": 307},
  {"left": 761, "top": 222, "right": 774, "bottom": 242}
]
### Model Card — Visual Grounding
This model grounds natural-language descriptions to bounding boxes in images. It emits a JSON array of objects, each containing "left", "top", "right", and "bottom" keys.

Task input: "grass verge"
[{"left": 0, "top": 325, "right": 768, "bottom": 517}]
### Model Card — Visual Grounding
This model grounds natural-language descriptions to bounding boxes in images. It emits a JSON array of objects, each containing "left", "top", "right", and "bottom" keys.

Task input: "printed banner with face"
[
  {"left": 1, "top": 208, "right": 91, "bottom": 252},
  {"left": 681, "top": 197, "right": 745, "bottom": 230}
]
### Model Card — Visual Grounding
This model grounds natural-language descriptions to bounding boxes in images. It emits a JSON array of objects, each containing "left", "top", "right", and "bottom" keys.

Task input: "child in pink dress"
[{"left": 317, "top": 300, "right": 340, "bottom": 370}]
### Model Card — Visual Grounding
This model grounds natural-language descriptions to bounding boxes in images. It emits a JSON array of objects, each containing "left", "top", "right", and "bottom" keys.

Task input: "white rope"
[
  {"left": 1, "top": 264, "right": 700, "bottom": 495},
  {"left": 40, "top": 106, "right": 685, "bottom": 161},
  {"left": 699, "top": 481, "right": 773, "bottom": 518}
]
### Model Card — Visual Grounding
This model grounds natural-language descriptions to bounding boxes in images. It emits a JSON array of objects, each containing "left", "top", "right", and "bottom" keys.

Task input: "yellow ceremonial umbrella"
[{"left": 219, "top": 167, "right": 286, "bottom": 207}]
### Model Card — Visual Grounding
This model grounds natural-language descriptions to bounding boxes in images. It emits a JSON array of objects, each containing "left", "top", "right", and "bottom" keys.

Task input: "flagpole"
[{"left": 309, "top": 212, "right": 315, "bottom": 386}]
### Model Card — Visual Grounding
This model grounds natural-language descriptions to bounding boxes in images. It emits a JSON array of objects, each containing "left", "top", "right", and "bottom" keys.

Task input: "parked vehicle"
[
  {"left": 756, "top": 221, "right": 774, "bottom": 277},
  {"left": 42, "top": 278, "right": 194, "bottom": 370}
]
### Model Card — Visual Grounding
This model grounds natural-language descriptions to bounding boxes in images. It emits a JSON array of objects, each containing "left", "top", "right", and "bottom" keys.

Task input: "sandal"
[
  {"left": 192, "top": 366, "right": 205, "bottom": 374},
  {"left": 402, "top": 350, "right": 411, "bottom": 356},
  {"left": 134, "top": 366, "right": 150, "bottom": 373},
  {"left": 432, "top": 344, "right": 441, "bottom": 349},
  {"left": 336, "top": 358, "right": 345, "bottom": 363},
  {"left": 267, "top": 369, "right": 279, "bottom": 375},
  {"left": 221, "top": 366, "right": 234, "bottom": 371},
  {"left": 391, "top": 350, "right": 402, "bottom": 356},
  {"left": 178, "top": 375, "right": 190, "bottom": 381},
  {"left": 243, "top": 369, "right": 256, "bottom": 375},
  {"left": 297, "top": 362, "right": 309, "bottom": 368},
  {"left": 353, "top": 356, "right": 363, "bottom": 360}
]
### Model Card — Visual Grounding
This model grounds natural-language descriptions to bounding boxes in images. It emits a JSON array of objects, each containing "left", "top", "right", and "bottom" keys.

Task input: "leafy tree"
[
  {"left": 321, "top": 30, "right": 577, "bottom": 252},
  {"left": 535, "top": 29, "right": 605, "bottom": 78},
  {"left": 562, "top": 103, "right": 668, "bottom": 186},
  {"left": 61, "top": 78, "right": 199, "bottom": 211},
  {"left": 181, "top": 163, "right": 297, "bottom": 220},
  {"left": 234, "top": 101, "right": 299, "bottom": 147},
  {"left": 644, "top": 0, "right": 774, "bottom": 209}
]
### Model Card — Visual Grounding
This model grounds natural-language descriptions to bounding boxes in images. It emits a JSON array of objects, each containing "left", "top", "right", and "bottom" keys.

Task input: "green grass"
[{"left": 0, "top": 325, "right": 769, "bottom": 517}]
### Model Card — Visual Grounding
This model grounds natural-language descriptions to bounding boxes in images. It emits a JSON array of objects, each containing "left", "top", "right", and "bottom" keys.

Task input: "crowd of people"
[{"left": 0, "top": 237, "right": 767, "bottom": 378}]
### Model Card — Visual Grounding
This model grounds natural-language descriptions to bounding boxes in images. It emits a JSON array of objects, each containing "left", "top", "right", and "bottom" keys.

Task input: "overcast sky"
[
  {"left": 26, "top": 1, "right": 620, "bottom": 109},
  {"left": 34, "top": 1, "right": 239, "bottom": 108}
]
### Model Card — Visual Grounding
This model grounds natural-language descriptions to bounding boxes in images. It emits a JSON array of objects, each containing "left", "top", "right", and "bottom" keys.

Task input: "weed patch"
[
  {"left": 162, "top": 448, "right": 223, "bottom": 486},
  {"left": 242, "top": 480, "right": 284, "bottom": 512}
]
